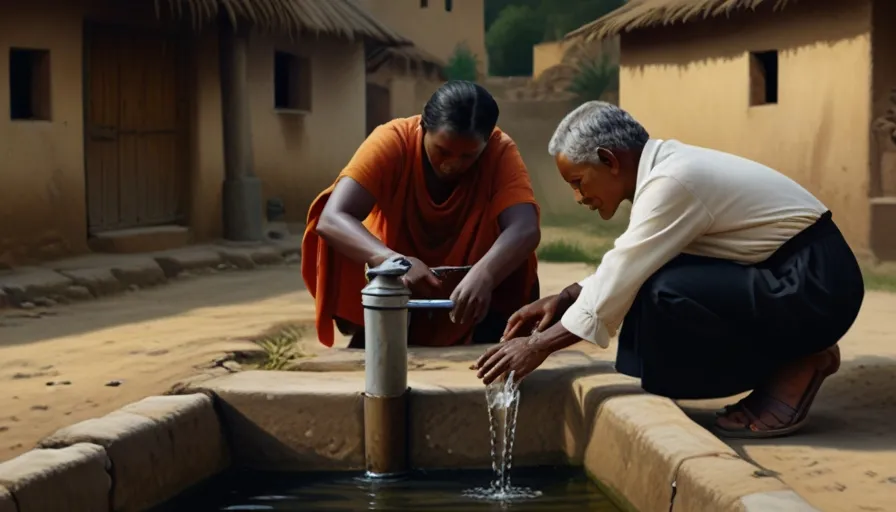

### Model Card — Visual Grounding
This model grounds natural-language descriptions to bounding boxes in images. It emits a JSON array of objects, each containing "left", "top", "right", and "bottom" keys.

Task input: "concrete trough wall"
[
  {"left": 0, "top": 395, "right": 228, "bottom": 512},
  {"left": 0, "top": 350, "right": 819, "bottom": 511}
]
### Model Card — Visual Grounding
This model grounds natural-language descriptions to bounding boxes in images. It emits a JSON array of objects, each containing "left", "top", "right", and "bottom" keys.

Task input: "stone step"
[
  {"left": 88, "top": 226, "right": 192, "bottom": 254},
  {"left": 0, "top": 237, "right": 302, "bottom": 309}
]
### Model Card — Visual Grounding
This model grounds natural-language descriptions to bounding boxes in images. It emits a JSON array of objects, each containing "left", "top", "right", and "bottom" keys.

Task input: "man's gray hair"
[{"left": 548, "top": 101, "right": 649, "bottom": 164}]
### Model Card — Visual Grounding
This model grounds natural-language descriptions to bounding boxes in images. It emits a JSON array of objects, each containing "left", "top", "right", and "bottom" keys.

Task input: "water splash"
[{"left": 464, "top": 371, "right": 542, "bottom": 503}]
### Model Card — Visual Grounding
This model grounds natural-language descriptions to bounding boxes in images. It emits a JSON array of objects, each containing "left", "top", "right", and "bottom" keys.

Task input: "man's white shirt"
[{"left": 560, "top": 139, "right": 828, "bottom": 348}]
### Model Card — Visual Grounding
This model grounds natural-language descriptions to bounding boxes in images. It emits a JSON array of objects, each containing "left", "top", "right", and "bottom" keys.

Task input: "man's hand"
[
  {"left": 450, "top": 271, "right": 494, "bottom": 325},
  {"left": 473, "top": 335, "right": 551, "bottom": 385},
  {"left": 503, "top": 284, "right": 582, "bottom": 339},
  {"left": 503, "top": 294, "right": 565, "bottom": 340}
]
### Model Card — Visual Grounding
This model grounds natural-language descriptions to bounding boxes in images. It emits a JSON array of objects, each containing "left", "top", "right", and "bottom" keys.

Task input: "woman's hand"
[
  {"left": 503, "top": 293, "right": 570, "bottom": 340},
  {"left": 473, "top": 336, "right": 550, "bottom": 385},
  {"left": 450, "top": 271, "right": 494, "bottom": 325},
  {"left": 401, "top": 257, "right": 442, "bottom": 296}
]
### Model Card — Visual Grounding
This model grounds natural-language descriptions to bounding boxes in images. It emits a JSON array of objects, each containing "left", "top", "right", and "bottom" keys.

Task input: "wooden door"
[{"left": 85, "top": 25, "right": 187, "bottom": 232}]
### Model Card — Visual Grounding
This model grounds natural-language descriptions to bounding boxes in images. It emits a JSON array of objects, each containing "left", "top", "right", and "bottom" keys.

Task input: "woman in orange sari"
[{"left": 302, "top": 81, "right": 541, "bottom": 348}]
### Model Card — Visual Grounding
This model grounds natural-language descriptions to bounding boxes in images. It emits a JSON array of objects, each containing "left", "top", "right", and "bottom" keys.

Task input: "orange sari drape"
[{"left": 301, "top": 116, "right": 539, "bottom": 347}]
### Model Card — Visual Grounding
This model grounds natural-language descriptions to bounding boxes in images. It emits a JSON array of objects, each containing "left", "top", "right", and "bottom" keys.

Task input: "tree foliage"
[
  {"left": 485, "top": 5, "right": 544, "bottom": 76},
  {"left": 485, "top": 0, "right": 626, "bottom": 76}
]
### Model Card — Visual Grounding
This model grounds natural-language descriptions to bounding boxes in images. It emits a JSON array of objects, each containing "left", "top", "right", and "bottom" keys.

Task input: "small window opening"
[
  {"left": 9, "top": 48, "right": 51, "bottom": 120},
  {"left": 273, "top": 51, "right": 311, "bottom": 112},
  {"left": 749, "top": 50, "right": 778, "bottom": 106},
  {"left": 420, "top": 0, "right": 428, "bottom": 7},
  {"left": 445, "top": 0, "right": 453, "bottom": 12}
]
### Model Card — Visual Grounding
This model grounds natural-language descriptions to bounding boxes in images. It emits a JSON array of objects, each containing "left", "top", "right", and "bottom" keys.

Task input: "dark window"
[
  {"left": 273, "top": 51, "right": 311, "bottom": 112},
  {"left": 749, "top": 50, "right": 778, "bottom": 106},
  {"left": 9, "top": 48, "right": 51, "bottom": 120},
  {"left": 445, "top": 0, "right": 453, "bottom": 12},
  {"left": 420, "top": 0, "right": 428, "bottom": 7}
]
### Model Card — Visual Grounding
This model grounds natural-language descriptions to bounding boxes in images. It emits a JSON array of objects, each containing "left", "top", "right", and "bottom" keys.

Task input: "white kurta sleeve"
[{"left": 560, "top": 175, "right": 714, "bottom": 347}]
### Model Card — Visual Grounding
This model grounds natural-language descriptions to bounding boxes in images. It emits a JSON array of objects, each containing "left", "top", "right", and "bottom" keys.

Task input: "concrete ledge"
[
  {"left": 194, "top": 372, "right": 366, "bottom": 471},
  {"left": 88, "top": 226, "right": 191, "bottom": 254},
  {"left": 215, "top": 246, "right": 284, "bottom": 270},
  {"left": 58, "top": 267, "right": 122, "bottom": 297},
  {"left": 190, "top": 351, "right": 601, "bottom": 471},
  {"left": 577, "top": 382, "right": 817, "bottom": 512},
  {"left": 0, "top": 443, "right": 111, "bottom": 512},
  {"left": 105, "top": 259, "right": 168, "bottom": 289},
  {"left": 190, "top": 352, "right": 817, "bottom": 512},
  {"left": 153, "top": 249, "right": 224, "bottom": 278},
  {"left": 0, "top": 267, "right": 72, "bottom": 306},
  {"left": 38, "top": 394, "right": 228, "bottom": 512},
  {"left": 0, "top": 346, "right": 818, "bottom": 512}
]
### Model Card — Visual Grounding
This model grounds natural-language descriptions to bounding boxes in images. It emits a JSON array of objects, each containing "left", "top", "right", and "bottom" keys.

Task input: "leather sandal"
[{"left": 713, "top": 347, "right": 840, "bottom": 439}]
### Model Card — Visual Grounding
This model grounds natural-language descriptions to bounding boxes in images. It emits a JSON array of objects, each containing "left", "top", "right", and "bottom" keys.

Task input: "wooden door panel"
[
  {"left": 139, "top": 134, "right": 179, "bottom": 224},
  {"left": 85, "top": 25, "right": 185, "bottom": 232},
  {"left": 86, "top": 29, "right": 121, "bottom": 231}
]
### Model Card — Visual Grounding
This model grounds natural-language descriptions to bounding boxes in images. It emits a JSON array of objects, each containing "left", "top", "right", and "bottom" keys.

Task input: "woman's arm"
[
  {"left": 317, "top": 177, "right": 441, "bottom": 293},
  {"left": 449, "top": 203, "right": 540, "bottom": 324},
  {"left": 315, "top": 178, "right": 397, "bottom": 268},
  {"left": 467, "top": 203, "right": 541, "bottom": 287}
]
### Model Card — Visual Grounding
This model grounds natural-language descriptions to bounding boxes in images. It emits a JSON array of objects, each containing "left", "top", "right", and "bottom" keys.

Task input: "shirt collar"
[{"left": 635, "top": 138, "right": 663, "bottom": 197}]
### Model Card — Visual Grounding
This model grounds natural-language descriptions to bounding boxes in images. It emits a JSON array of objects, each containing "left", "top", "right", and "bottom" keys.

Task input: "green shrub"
[
  {"left": 568, "top": 54, "right": 619, "bottom": 103},
  {"left": 444, "top": 43, "right": 480, "bottom": 82}
]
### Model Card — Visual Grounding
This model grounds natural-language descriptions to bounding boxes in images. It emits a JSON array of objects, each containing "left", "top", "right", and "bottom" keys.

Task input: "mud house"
[
  {"left": 568, "top": 0, "right": 896, "bottom": 261},
  {"left": 365, "top": 38, "right": 445, "bottom": 135},
  {"left": 361, "top": 0, "right": 487, "bottom": 75},
  {"left": 359, "top": 0, "right": 486, "bottom": 131},
  {"left": 0, "top": 0, "right": 433, "bottom": 266}
]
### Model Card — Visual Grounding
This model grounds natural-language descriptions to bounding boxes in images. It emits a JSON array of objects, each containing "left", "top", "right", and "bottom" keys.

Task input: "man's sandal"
[{"left": 713, "top": 349, "right": 840, "bottom": 439}]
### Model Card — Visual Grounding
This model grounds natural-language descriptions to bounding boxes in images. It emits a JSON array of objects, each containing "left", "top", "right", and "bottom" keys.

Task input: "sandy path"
[
  {"left": 0, "top": 259, "right": 893, "bottom": 512},
  {"left": 0, "top": 265, "right": 313, "bottom": 461}
]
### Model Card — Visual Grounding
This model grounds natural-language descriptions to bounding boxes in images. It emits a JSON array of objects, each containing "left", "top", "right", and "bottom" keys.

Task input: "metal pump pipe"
[
  {"left": 361, "top": 258, "right": 461, "bottom": 477},
  {"left": 361, "top": 257, "right": 413, "bottom": 477}
]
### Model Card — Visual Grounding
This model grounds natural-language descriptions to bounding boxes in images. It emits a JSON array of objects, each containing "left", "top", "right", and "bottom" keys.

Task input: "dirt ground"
[
  {"left": 0, "top": 265, "right": 313, "bottom": 461},
  {"left": 0, "top": 258, "right": 894, "bottom": 511}
]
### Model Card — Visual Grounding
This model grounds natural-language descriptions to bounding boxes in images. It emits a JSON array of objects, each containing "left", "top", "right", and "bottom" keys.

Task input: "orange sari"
[{"left": 302, "top": 116, "right": 540, "bottom": 347}]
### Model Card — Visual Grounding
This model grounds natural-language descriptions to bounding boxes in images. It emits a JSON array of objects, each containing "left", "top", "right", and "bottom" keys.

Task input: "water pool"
[{"left": 153, "top": 466, "right": 620, "bottom": 511}]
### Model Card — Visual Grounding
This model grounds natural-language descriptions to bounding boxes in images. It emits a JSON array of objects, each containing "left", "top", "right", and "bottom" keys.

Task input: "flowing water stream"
[{"left": 463, "top": 371, "right": 542, "bottom": 503}]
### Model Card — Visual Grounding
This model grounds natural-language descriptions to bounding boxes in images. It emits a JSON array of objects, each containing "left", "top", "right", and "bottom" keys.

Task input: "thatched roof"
[
  {"left": 155, "top": 0, "right": 411, "bottom": 44},
  {"left": 565, "top": 0, "right": 795, "bottom": 41},
  {"left": 366, "top": 43, "right": 445, "bottom": 78}
]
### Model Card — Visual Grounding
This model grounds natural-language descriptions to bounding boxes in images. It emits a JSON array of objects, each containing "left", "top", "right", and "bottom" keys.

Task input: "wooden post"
[{"left": 218, "top": 16, "right": 264, "bottom": 241}]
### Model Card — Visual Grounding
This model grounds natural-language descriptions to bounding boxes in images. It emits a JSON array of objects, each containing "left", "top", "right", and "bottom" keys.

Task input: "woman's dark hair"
[{"left": 421, "top": 80, "right": 500, "bottom": 142}]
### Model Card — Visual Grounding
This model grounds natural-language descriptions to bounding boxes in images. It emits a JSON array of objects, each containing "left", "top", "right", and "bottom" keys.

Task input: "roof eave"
[{"left": 155, "top": 0, "right": 411, "bottom": 46}]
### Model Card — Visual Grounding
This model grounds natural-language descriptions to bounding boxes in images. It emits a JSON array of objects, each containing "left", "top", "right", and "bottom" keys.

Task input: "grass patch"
[
  {"left": 863, "top": 267, "right": 896, "bottom": 292},
  {"left": 253, "top": 323, "right": 312, "bottom": 370},
  {"left": 537, "top": 240, "right": 608, "bottom": 265},
  {"left": 541, "top": 209, "right": 629, "bottom": 240}
]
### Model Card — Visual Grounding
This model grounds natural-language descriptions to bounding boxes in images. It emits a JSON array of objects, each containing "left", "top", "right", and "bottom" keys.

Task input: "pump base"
[{"left": 364, "top": 390, "right": 409, "bottom": 476}]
